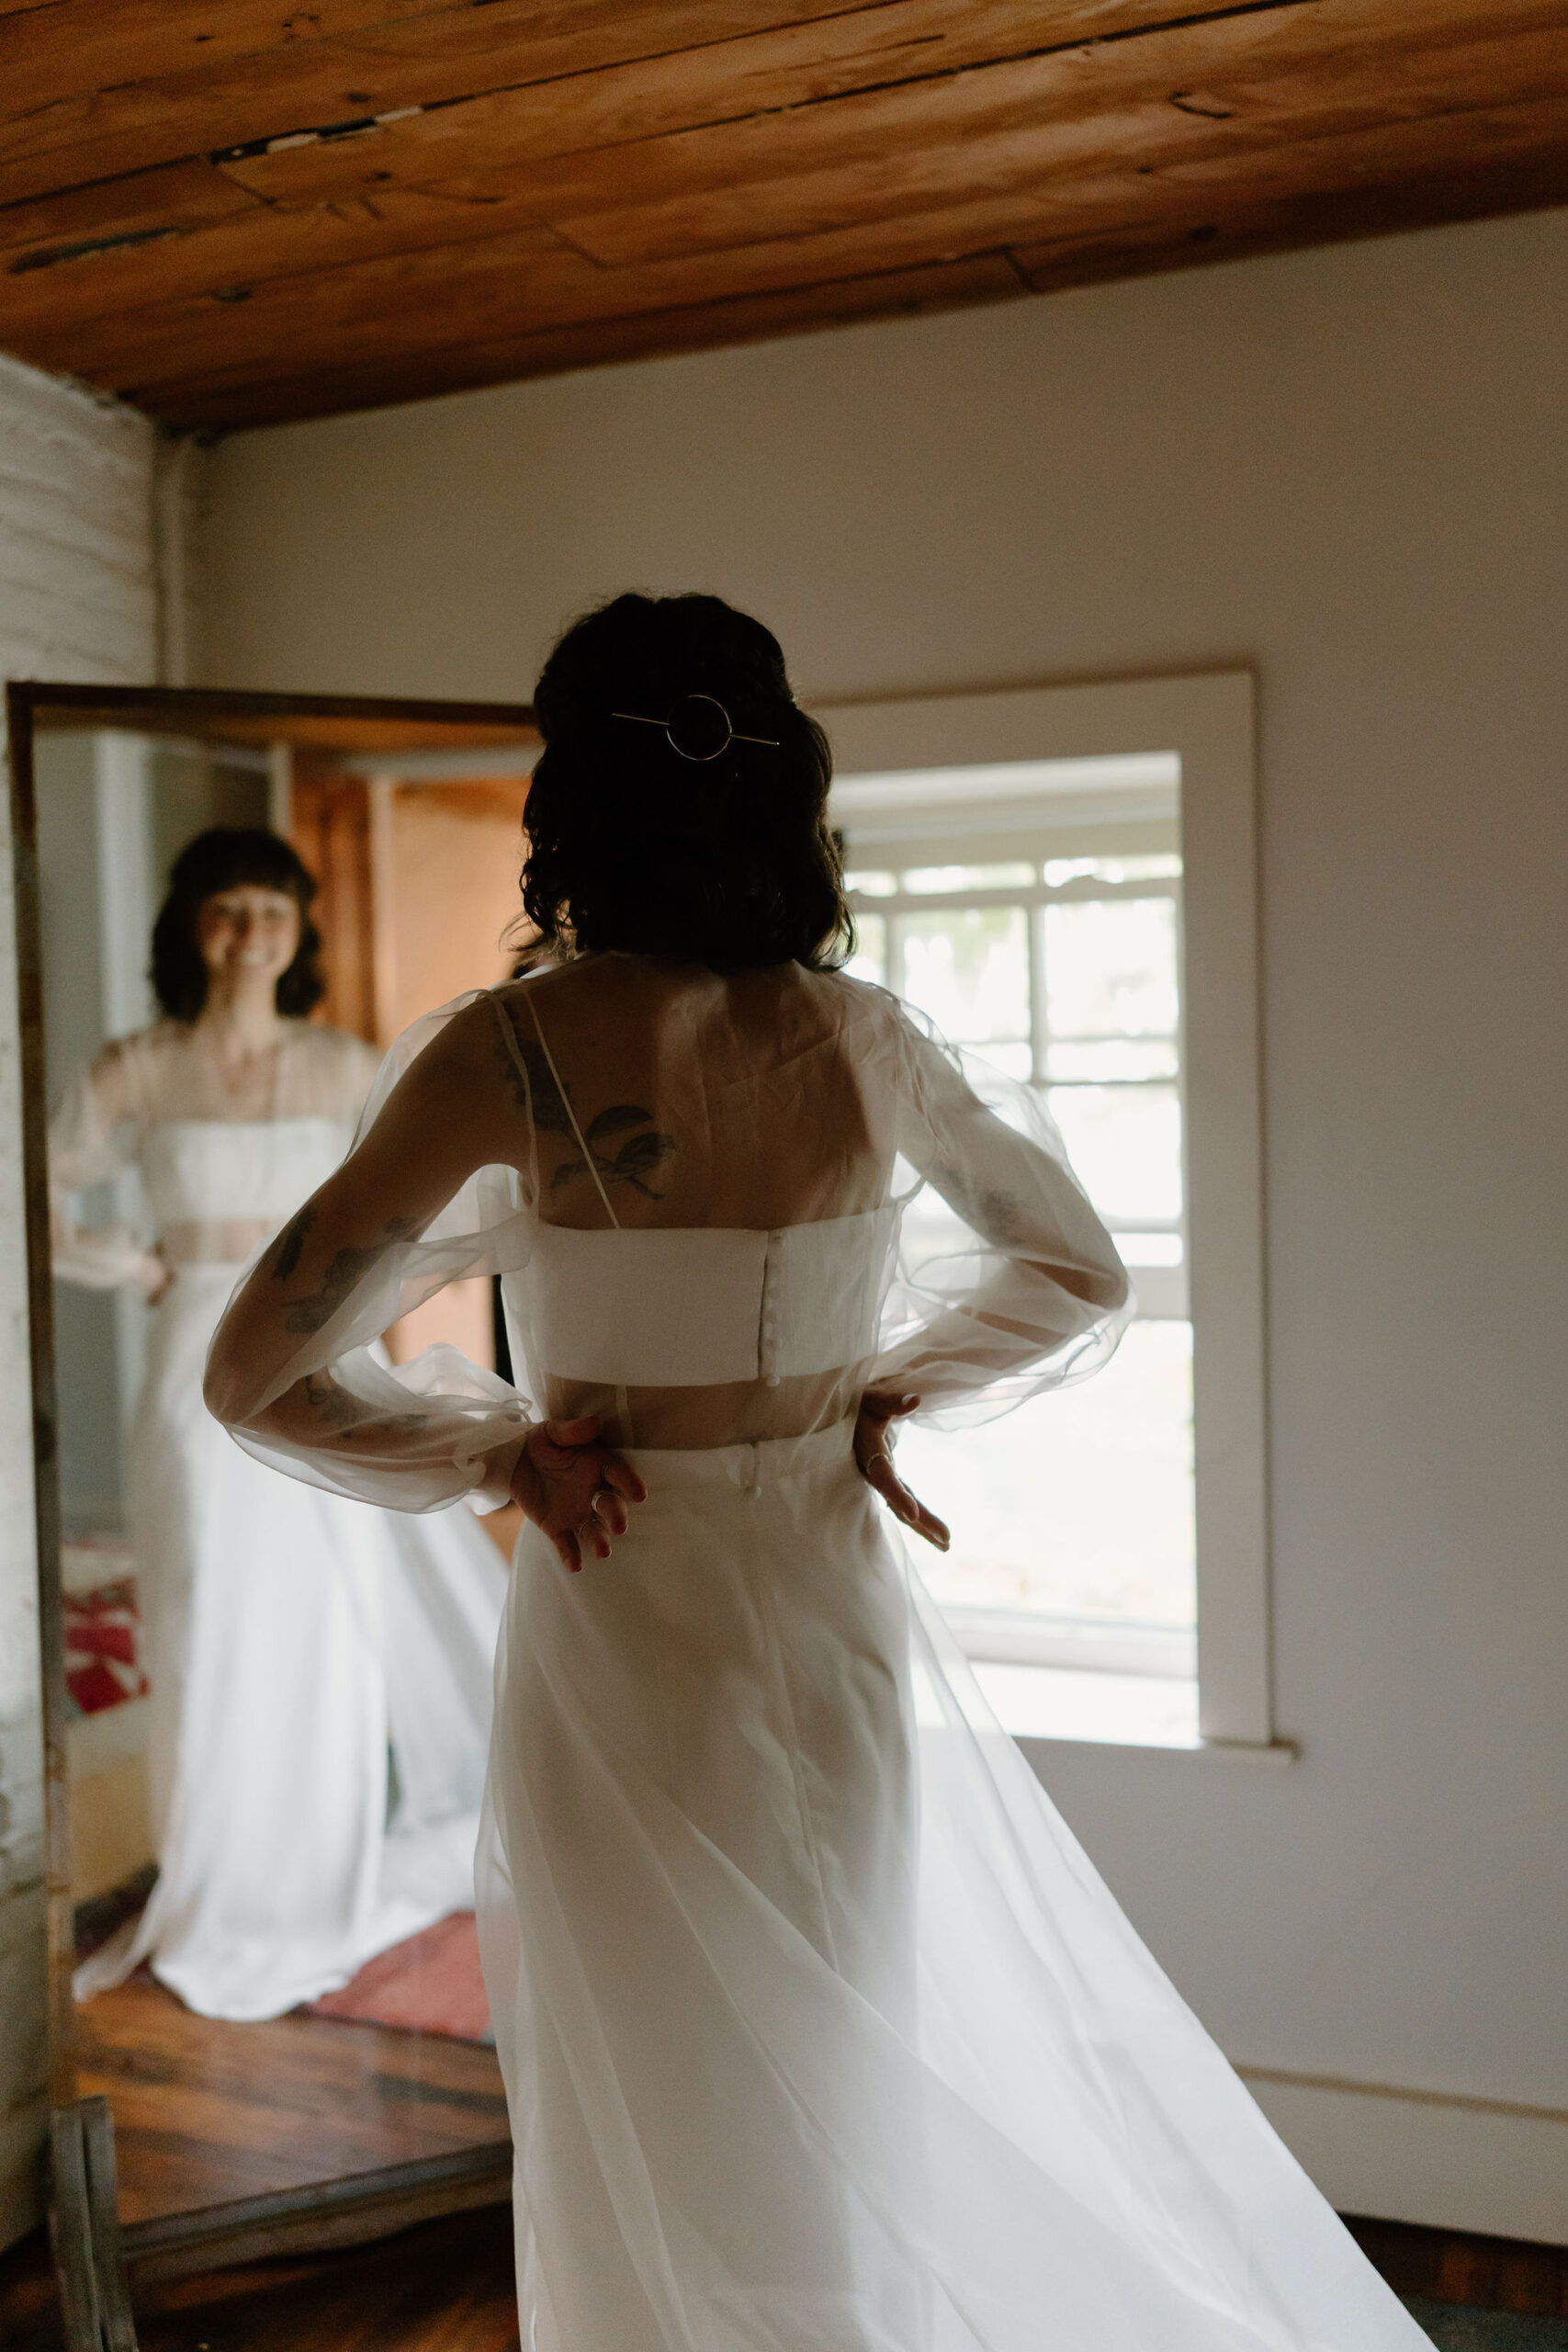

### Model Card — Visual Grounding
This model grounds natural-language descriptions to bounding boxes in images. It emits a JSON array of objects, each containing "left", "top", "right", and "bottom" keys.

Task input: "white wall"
[
  {"left": 203, "top": 209, "right": 1568, "bottom": 2235},
  {"left": 0, "top": 353, "right": 161, "bottom": 2246}
]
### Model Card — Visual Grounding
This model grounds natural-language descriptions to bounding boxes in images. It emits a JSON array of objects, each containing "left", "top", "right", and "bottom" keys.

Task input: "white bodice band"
[
  {"left": 521, "top": 1204, "right": 898, "bottom": 1388},
  {"left": 211, "top": 971, "right": 1136, "bottom": 1507},
  {"left": 142, "top": 1117, "right": 355, "bottom": 1261}
]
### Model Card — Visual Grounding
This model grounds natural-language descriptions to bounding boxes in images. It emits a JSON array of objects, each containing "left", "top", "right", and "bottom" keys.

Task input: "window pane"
[
  {"left": 901, "top": 906, "right": 1029, "bottom": 1044},
  {"left": 1043, "top": 854, "right": 1183, "bottom": 887},
  {"left": 903, "top": 861, "right": 1036, "bottom": 893},
  {"left": 844, "top": 910, "right": 887, "bottom": 986},
  {"left": 1046, "top": 1039, "right": 1179, "bottom": 1082},
  {"left": 975, "top": 1041, "right": 1033, "bottom": 1082},
  {"left": 845, "top": 869, "right": 897, "bottom": 897},
  {"left": 1044, "top": 898, "right": 1179, "bottom": 1038},
  {"left": 1049, "top": 1082, "right": 1182, "bottom": 1222},
  {"left": 1116, "top": 1231, "right": 1184, "bottom": 1267},
  {"left": 903, "top": 1320, "right": 1195, "bottom": 1627}
]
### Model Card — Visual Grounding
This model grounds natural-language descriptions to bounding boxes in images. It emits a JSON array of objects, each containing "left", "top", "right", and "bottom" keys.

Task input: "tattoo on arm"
[
  {"left": 281, "top": 1215, "right": 419, "bottom": 1334},
  {"left": 302, "top": 1370, "right": 358, "bottom": 1428},
  {"left": 270, "top": 1203, "right": 316, "bottom": 1283},
  {"left": 494, "top": 1023, "right": 572, "bottom": 1132},
  {"left": 300, "top": 1371, "right": 430, "bottom": 1440},
  {"left": 931, "top": 1164, "right": 1027, "bottom": 1250}
]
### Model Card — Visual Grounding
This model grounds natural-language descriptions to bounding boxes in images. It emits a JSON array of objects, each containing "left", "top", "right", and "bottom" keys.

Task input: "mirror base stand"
[{"left": 49, "top": 2098, "right": 138, "bottom": 2351}]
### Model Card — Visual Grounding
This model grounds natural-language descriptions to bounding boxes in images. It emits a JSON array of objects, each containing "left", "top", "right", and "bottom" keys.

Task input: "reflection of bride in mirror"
[{"left": 51, "top": 827, "right": 507, "bottom": 2021}]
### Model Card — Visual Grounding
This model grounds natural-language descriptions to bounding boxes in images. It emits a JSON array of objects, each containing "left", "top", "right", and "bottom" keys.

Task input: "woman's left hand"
[
  {"left": 510, "top": 1415, "right": 648, "bottom": 1574},
  {"left": 853, "top": 1391, "right": 950, "bottom": 1551}
]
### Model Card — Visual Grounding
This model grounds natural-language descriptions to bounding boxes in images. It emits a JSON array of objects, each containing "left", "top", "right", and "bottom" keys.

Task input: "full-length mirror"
[{"left": 10, "top": 685, "right": 538, "bottom": 2297}]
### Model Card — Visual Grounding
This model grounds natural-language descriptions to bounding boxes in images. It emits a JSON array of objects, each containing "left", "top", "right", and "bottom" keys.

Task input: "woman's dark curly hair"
[
  {"left": 521, "top": 593, "right": 850, "bottom": 970},
  {"left": 151, "top": 828, "right": 326, "bottom": 1023}
]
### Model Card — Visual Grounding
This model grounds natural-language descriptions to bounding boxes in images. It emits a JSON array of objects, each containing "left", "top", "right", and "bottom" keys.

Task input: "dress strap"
[
  {"left": 488, "top": 988, "right": 536, "bottom": 1102},
  {"left": 491, "top": 989, "right": 623, "bottom": 1233}
]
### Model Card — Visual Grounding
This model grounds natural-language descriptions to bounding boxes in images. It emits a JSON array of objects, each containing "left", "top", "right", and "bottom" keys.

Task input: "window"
[{"left": 823, "top": 678, "right": 1272, "bottom": 1753}]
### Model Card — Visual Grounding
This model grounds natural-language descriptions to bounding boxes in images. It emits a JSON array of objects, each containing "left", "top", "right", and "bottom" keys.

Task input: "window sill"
[{"left": 972, "top": 1663, "right": 1299, "bottom": 1762}]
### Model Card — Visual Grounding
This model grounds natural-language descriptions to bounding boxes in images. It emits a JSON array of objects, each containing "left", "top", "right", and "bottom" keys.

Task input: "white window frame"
[{"left": 818, "top": 674, "right": 1272, "bottom": 1750}]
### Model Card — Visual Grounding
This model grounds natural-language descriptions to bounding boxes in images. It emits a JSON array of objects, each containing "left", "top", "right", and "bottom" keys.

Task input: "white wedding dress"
[
  {"left": 51, "top": 1018, "right": 507, "bottom": 2021},
  {"left": 214, "top": 960, "right": 1429, "bottom": 2349}
]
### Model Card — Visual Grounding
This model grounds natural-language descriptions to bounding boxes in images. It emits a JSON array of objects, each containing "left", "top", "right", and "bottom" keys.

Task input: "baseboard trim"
[{"left": 1236, "top": 2065, "right": 1568, "bottom": 2245}]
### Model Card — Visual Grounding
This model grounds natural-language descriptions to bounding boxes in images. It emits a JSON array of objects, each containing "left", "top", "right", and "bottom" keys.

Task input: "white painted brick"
[{"left": 0, "top": 345, "right": 162, "bottom": 2250}]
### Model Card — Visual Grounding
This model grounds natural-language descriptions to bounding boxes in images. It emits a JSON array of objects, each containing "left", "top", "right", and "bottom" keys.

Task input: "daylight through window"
[{"left": 833, "top": 758, "right": 1197, "bottom": 1718}]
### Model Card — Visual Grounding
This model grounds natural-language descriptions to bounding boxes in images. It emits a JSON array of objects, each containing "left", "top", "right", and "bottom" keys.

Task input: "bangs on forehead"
[
  {"left": 171, "top": 823, "right": 320, "bottom": 903},
  {"left": 178, "top": 827, "right": 316, "bottom": 904}
]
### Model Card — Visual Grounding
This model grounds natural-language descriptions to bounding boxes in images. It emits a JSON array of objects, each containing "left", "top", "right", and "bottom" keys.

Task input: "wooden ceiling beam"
[
  {"left": 0, "top": 0, "right": 1177, "bottom": 285},
  {"left": 13, "top": 0, "right": 1543, "bottom": 227},
  {"left": 101, "top": 96, "right": 1568, "bottom": 423},
  {"left": 1010, "top": 141, "right": 1568, "bottom": 285},
  {"left": 1, "top": 2, "right": 1556, "bottom": 354},
  {"left": 0, "top": 0, "right": 450, "bottom": 120},
  {"left": 11, "top": 9, "right": 1561, "bottom": 391},
  {"left": 548, "top": 29, "right": 1568, "bottom": 270},
  {"left": 133, "top": 250, "right": 1033, "bottom": 427},
  {"left": 128, "top": 130, "right": 1568, "bottom": 431},
  {"left": 199, "top": 0, "right": 1263, "bottom": 208},
  {"left": 0, "top": 0, "right": 1140, "bottom": 206},
  {"left": 0, "top": 156, "right": 264, "bottom": 271},
  {"left": 9, "top": 205, "right": 1023, "bottom": 386},
  {"left": 0, "top": 0, "right": 1562, "bottom": 429}
]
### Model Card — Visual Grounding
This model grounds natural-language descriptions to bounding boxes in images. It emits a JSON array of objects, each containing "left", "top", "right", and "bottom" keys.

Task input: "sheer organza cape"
[
  {"left": 208, "top": 958, "right": 1429, "bottom": 2352},
  {"left": 216, "top": 960, "right": 1134, "bottom": 1510}
]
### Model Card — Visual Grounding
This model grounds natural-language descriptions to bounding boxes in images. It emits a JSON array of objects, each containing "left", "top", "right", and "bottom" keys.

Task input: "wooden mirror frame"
[{"left": 6, "top": 682, "right": 538, "bottom": 2347}]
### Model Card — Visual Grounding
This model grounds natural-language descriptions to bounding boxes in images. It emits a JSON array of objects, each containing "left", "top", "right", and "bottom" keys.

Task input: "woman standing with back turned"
[{"left": 209, "top": 595, "right": 1427, "bottom": 2350}]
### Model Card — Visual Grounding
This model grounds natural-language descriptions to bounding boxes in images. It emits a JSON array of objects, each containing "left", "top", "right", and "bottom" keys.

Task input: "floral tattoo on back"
[{"left": 495, "top": 1018, "right": 676, "bottom": 1201}]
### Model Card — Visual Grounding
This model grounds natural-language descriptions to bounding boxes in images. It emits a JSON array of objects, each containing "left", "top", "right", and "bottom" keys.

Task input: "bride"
[
  {"left": 52, "top": 825, "right": 507, "bottom": 2022},
  {"left": 209, "top": 597, "right": 1427, "bottom": 2347}
]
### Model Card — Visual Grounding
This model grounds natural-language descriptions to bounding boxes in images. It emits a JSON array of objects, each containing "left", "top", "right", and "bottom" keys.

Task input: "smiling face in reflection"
[{"left": 197, "top": 885, "right": 302, "bottom": 993}]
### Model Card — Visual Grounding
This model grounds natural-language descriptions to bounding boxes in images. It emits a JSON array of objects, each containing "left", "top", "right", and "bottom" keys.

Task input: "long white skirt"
[
  {"left": 76, "top": 1265, "right": 507, "bottom": 2021},
  {"left": 478, "top": 1419, "right": 1427, "bottom": 2352}
]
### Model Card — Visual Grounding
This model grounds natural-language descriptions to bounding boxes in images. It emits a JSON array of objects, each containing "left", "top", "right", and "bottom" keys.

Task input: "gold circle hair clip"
[{"left": 611, "top": 693, "right": 780, "bottom": 763}]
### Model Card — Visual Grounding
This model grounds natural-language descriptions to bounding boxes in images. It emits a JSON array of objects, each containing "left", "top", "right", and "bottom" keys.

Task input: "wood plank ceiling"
[{"left": 0, "top": 0, "right": 1564, "bottom": 432}]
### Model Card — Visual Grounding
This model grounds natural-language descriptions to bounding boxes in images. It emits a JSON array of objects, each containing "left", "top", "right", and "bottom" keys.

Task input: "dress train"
[{"left": 476, "top": 1424, "right": 1426, "bottom": 2352}]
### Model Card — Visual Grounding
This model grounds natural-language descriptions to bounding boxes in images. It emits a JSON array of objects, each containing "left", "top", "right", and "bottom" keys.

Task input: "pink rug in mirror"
[{"left": 307, "top": 1910, "right": 492, "bottom": 2042}]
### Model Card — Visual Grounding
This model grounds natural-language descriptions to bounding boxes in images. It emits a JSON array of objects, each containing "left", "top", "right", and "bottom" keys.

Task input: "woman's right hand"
[
  {"left": 509, "top": 1415, "right": 649, "bottom": 1574},
  {"left": 853, "top": 1391, "right": 950, "bottom": 1551},
  {"left": 141, "top": 1248, "right": 173, "bottom": 1306}
]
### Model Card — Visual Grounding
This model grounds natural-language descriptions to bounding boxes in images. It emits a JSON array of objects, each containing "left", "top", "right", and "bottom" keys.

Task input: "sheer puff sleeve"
[
  {"left": 50, "top": 1041, "right": 163, "bottom": 1294},
  {"left": 874, "top": 1004, "right": 1134, "bottom": 1427},
  {"left": 205, "top": 993, "right": 540, "bottom": 1514}
]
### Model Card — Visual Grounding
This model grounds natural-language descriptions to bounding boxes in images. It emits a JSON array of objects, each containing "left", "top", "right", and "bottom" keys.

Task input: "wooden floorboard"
[
  {"left": 0, "top": 2229, "right": 62, "bottom": 2352},
  {"left": 0, "top": 2202, "right": 522, "bottom": 2352},
  {"left": 8, "top": 2202, "right": 1568, "bottom": 2346},
  {"left": 132, "top": 2205, "right": 520, "bottom": 2350},
  {"left": 75, "top": 1973, "right": 509, "bottom": 2227}
]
